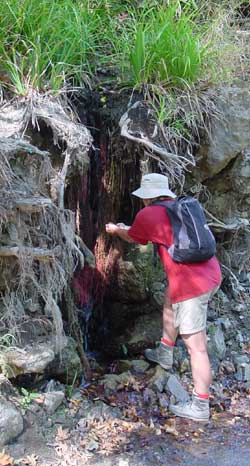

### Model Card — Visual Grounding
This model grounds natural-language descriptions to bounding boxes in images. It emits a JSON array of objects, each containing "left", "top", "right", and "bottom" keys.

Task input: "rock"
[
  {"left": 116, "top": 360, "right": 134, "bottom": 373},
  {"left": 109, "top": 258, "right": 148, "bottom": 303},
  {"left": 44, "top": 379, "right": 66, "bottom": 393},
  {"left": 69, "top": 389, "right": 83, "bottom": 402},
  {"left": 78, "top": 399, "right": 121, "bottom": 426},
  {"left": 0, "top": 399, "right": 23, "bottom": 446},
  {"left": 230, "top": 150, "right": 250, "bottom": 195},
  {"left": 143, "top": 388, "right": 157, "bottom": 405},
  {"left": 174, "top": 343, "right": 189, "bottom": 370},
  {"left": 2, "top": 335, "right": 81, "bottom": 383},
  {"left": 219, "top": 360, "right": 235, "bottom": 374},
  {"left": 165, "top": 375, "right": 189, "bottom": 402},
  {"left": 149, "top": 366, "right": 169, "bottom": 393},
  {"left": 179, "top": 357, "right": 191, "bottom": 374},
  {"left": 54, "top": 412, "right": 67, "bottom": 424},
  {"left": 195, "top": 85, "right": 250, "bottom": 180},
  {"left": 0, "top": 378, "right": 19, "bottom": 398},
  {"left": 101, "top": 374, "right": 123, "bottom": 391},
  {"left": 158, "top": 393, "right": 169, "bottom": 409},
  {"left": 235, "top": 363, "right": 250, "bottom": 381},
  {"left": 101, "top": 371, "right": 138, "bottom": 394},
  {"left": 108, "top": 243, "right": 166, "bottom": 305},
  {"left": 131, "top": 359, "right": 150, "bottom": 373},
  {"left": 118, "top": 461, "right": 130, "bottom": 466},
  {"left": 4, "top": 343, "right": 55, "bottom": 375},
  {"left": 236, "top": 330, "right": 244, "bottom": 345},
  {"left": 151, "top": 281, "right": 165, "bottom": 309},
  {"left": 151, "top": 282, "right": 165, "bottom": 292},
  {"left": 152, "top": 290, "right": 165, "bottom": 309},
  {"left": 106, "top": 302, "right": 150, "bottom": 336},
  {"left": 43, "top": 391, "right": 65, "bottom": 414},
  {"left": 45, "top": 336, "right": 82, "bottom": 383},
  {"left": 216, "top": 317, "right": 232, "bottom": 332},
  {"left": 86, "top": 439, "right": 99, "bottom": 452},
  {"left": 115, "top": 312, "right": 162, "bottom": 356},
  {"left": 233, "top": 354, "right": 250, "bottom": 365},
  {"left": 208, "top": 325, "right": 227, "bottom": 360}
]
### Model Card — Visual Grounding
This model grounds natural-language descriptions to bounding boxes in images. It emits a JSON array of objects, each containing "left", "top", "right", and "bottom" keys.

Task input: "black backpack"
[{"left": 153, "top": 196, "right": 216, "bottom": 263}]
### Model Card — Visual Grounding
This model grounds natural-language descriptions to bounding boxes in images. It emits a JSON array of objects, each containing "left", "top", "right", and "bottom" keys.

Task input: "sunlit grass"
[
  {"left": 0, "top": 0, "right": 104, "bottom": 93},
  {"left": 0, "top": 0, "right": 243, "bottom": 95},
  {"left": 129, "top": 4, "right": 204, "bottom": 86}
]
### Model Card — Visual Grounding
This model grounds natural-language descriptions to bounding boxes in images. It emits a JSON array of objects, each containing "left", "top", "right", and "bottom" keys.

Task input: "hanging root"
[
  {"left": 120, "top": 86, "right": 222, "bottom": 187},
  {"left": 0, "top": 91, "right": 93, "bottom": 366}
]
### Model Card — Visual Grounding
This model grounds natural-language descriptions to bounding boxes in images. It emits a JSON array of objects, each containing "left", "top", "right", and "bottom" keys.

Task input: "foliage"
[
  {"left": 65, "top": 370, "right": 79, "bottom": 399},
  {"left": 19, "top": 387, "right": 39, "bottom": 409},
  {"left": 0, "top": 0, "right": 103, "bottom": 92},
  {"left": 129, "top": 3, "right": 205, "bottom": 86},
  {"left": 0, "top": 0, "right": 243, "bottom": 95}
]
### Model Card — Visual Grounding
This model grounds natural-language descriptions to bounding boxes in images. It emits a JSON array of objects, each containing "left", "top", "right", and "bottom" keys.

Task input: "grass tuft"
[
  {"left": 0, "top": 0, "right": 245, "bottom": 95},
  {"left": 129, "top": 3, "right": 204, "bottom": 86}
]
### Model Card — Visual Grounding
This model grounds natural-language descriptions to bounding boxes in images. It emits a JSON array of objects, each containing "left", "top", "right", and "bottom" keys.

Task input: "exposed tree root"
[{"left": 0, "top": 91, "right": 93, "bottom": 376}]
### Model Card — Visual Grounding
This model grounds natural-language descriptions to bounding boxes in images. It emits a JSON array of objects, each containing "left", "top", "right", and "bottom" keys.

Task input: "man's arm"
[{"left": 105, "top": 223, "right": 135, "bottom": 243}]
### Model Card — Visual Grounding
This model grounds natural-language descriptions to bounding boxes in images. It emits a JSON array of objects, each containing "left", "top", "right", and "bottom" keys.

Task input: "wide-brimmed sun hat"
[{"left": 131, "top": 173, "right": 176, "bottom": 199}]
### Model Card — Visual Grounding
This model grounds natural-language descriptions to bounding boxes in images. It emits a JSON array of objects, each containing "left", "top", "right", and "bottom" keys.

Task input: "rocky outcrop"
[{"left": 195, "top": 84, "right": 250, "bottom": 180}]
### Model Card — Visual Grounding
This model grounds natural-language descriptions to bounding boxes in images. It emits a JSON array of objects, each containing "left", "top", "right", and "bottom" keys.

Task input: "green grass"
[
  {"left": 129, "top": 4, "right": 204, "bottom": 86},
  {"left": 0, "top": 0, "right": 105, "bottom": 92},
  {"left": 0, "top": 0, "right": 242, "bottom": 95}
]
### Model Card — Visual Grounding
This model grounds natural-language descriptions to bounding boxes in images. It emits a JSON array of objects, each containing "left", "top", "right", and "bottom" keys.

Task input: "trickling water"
[
  {"left": 82, "top": 301, "right": 93, "bottom": 353},
  {"left": 66, "top": 93, "right": 142, "bottom": 355}
]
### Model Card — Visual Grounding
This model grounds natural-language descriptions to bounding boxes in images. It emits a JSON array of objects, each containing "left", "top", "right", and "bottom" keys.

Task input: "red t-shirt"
[{"left": 128, "top": 204, "right": 222, "bottom": 304}]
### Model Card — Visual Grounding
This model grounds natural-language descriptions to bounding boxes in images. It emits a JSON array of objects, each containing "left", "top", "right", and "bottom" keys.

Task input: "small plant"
[
  {"left": 20, "top": 387, "right": 39, "bottom": 409},
  {"left": 65, "top": 370, "right": 79, "bottom": 399}
]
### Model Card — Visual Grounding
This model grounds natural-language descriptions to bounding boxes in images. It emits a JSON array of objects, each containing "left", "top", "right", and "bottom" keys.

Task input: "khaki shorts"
[{"left": 172, "top": 286, "right": 219, "bottom": 335}]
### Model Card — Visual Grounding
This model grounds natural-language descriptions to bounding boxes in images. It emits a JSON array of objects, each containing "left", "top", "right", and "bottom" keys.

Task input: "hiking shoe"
[
  {"left": 169, "top": 392, "right": 210, "bottom": 422},
  {"left": 144, "top": 342, "right": 173, "bottom": 370}
]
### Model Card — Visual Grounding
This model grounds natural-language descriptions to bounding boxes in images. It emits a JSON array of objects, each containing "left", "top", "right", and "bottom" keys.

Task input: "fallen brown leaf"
[
  {"left": 56, "top": 426, "right": 70, "bottom": 441},
  {"left": 161, "top": 419, "right": 179, "bottom": 437},
  {"left": 243, "top": 342, "right": 250, "bottom": 354},
  {"left": 34, "top": 396, "right": 44, "bottom": 405},
  {"left": 70, "top": 399, "right": 81, "bottom": 407},
  {"left": 20, "top": 454, "right": 38, "bottom": 466},
  {"left": 0, "top": 451, "right": 14, "bottom": 466}
]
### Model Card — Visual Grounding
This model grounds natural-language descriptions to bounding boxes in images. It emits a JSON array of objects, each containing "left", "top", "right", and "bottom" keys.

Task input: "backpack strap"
[{"left": 151, "top": 200, "right": 174, "bottom": 266}]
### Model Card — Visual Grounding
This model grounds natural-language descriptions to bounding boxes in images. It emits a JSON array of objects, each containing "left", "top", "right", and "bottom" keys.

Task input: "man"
[{"left": 106, "top": 173, "right": 222, "bottom": 421}]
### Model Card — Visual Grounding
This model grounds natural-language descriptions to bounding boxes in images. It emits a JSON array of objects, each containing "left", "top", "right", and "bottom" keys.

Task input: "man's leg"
[
  {"left": 144, "top": 288, "right": 178, "bottom": 369},
  {"left": 181, "top": 330, "right": 211, "bottom": 395},
  {"left": 169, "top": 291, "right": 213, "bottom": 421},
  {"left": 162, "top": 288, "right": 178, "bottom": 342}
]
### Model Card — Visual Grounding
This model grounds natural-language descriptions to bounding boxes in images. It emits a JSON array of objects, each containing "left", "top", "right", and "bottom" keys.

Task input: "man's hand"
[
  {"left": 105, "top": 223, "right": 119, "bottom": 235},
  {"left": 117, "top": 223, "right": 130, "bottom": 230},
  {"left": 105, "top": 222, "right": 134, "bottom": 243}
]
